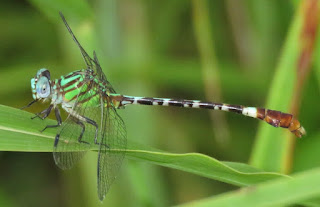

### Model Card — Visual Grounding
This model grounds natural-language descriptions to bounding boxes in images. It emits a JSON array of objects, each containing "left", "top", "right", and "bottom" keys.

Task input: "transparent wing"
[
  {"left": 59, "top": 12, "right": 93, "bottom": 70},
  {"left": 93, "top": 51, "right": 116, "bottom": 93},
  {"left": 59, "top": 12, "right": 116, "bottom": 93},
  {"left": 97, "top": 105, "right": 127, "bottom": 201},
  {"left": 53, "top": 80, "right": 102, "bottom": 169},
  {"left": 58, "top": 13, "right": 127, "bottom": 200},
  {"left": 53, "top": 116, "right": 89, "bottom": 169}
]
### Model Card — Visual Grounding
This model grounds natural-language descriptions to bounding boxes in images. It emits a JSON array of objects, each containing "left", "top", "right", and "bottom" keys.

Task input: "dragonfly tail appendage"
[
  {"left": 254, "top": 108, "right": 306, "bottom": 138},
  {"left": 116, "top": 95, "right": 305, "bottom": 138}
]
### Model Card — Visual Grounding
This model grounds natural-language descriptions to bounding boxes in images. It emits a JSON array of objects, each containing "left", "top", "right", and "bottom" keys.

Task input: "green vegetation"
[{"left": 0, "top": 1, "right": 319, "bottom": 206}]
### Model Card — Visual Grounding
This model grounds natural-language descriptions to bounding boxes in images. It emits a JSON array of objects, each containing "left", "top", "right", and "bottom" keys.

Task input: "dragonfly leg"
[
  {"left": 62, "top": 105, "right": 101, "bottom": 146},
  {"left": 21, "top": 100, "right": 37, "bottom": 110},
  {"left": 80, "top": 116, "right": 109, "bottom": 148},
  {"left": 53, "top": 115, "right": 90, "bottom": 147},
  {"left": 70, "top": 116, "right": 89, "bottom": 144},
  {"left": 54, "top": 133, "right": 60, "bottom": 147},
  {"left": 75, "top": 120, "right": 88, "bottom": 144},
  {"left": 93, "top": 127, "right": 110, "bottom": 148},
  {"left": 82, "top": 117, "right": 99, "bottom": 144},
  {"left": 40, "top": 107, "right": 62, "bottom": 132},
  {"left": 32, "top": 104, "right": 53, "bottom": 120}
]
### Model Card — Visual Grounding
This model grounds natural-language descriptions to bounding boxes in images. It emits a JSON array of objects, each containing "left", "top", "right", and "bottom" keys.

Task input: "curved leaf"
[
  {"left": 177, "top": 168, "right": 320, "bottom": 207},
  {"left": 0, "top": 104, "right": 289, "bottom": 188}
]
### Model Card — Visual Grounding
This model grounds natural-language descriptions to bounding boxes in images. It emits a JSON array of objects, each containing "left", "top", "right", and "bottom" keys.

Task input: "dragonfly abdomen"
[{"left": 114, "top": 95, "right": 305, "bottom": 137}]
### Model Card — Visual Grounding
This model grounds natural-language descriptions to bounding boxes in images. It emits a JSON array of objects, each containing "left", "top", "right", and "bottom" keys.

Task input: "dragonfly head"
[{"left": 31, "top": 68, "right": 52, "bottom": 100}]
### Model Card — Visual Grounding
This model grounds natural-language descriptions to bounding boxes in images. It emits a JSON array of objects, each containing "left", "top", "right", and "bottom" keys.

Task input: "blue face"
[{"left": 31, "top": 68, "right": 51, "bottom": 100}]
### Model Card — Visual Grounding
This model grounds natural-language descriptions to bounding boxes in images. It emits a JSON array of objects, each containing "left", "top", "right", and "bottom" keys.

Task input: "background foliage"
[{"left": 0, "top": 0, "right": 319, "bottom": 206}]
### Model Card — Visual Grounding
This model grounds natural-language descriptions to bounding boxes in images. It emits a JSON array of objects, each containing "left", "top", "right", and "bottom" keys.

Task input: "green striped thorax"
[
  {"left": 31, "top": 68, "right": 114, "bottom": 108},
  {"left": 31, "top": 68, "right": 51, "bottom": 100}
]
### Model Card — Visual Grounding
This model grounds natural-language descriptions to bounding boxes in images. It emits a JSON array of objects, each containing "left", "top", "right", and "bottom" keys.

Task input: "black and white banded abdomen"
[{"left": 111, "top": 95, "right": 305, "bottom": 138}]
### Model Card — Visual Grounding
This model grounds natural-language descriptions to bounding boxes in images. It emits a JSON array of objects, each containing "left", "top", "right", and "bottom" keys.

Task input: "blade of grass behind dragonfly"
[
  {"left": 315, "top": 17, "right": 320, "bottom": 91},
  {"left": 175, "top": 167, "right": 320, "bottom": 207},
  {"left": 3, "top": 104, "right": 320, "bottom": 206},
  {"left": 0, "top": 106, "right": 293, "bottom": 193},
  {"left": 250, "top": 1, "right": 310, "bottom": 173},
  {"left": 293, "top": 3, "right": 320, "bottom": 173}
]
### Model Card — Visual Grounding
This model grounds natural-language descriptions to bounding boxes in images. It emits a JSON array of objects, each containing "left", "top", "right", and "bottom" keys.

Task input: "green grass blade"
[
  {"left": 0, "top": 105, "right": 55, "bottom": 152},
  {"left": 126, "top": 150, "right": 289, "bottom": 187},
  {"left": 250, "top": 2, "right": 303, "bottom": 172},
  {"left": 176, "top": 168, "right": 320, "bottom": 207},
  {"left": 315, "top": 18, "right": 320, "bottom": 91},
  {"left": 0, "top": 104, "right": 289, "bottom": 187}
]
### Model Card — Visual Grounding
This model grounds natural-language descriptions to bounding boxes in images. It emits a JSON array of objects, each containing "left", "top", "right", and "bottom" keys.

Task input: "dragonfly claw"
[{"left": 32, "top": 114, "right": 44, "bottom": 120}]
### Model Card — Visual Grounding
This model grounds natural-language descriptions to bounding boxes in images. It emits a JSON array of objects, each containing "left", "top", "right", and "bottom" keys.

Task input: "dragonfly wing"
[
  {"left": 97, "top": 105, "right": 127, "bottom": 201},
  {"left": 59, "top": 12, "right": 93, "bottom": 70},
  {"left": 53, "top": 113, "right": 90, "bottom": 170},
  {"left": 53, "top": 79, "right": 102, "bottom": 169},
  {"left": 59, "top": 12, "right": 117, "bottom": 94},
  {"left": 93, "top": 51, "right": 117, "bottom": 93},
  {"left": 93, "top": 51, "right": 107, "bottom": 83}
]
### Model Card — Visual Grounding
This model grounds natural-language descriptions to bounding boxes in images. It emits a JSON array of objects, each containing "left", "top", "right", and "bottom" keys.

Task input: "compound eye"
[
  {"left": 36, "top": 76, "right": 50, "bottom": 98},
  {"left": 42, "top": 85, "right": 47, "bottom": 93}
]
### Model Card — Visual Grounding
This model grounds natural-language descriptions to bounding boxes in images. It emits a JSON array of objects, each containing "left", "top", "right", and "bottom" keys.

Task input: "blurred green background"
[{"left": 0, "top": 0, "right": 319, "bottom": 206}]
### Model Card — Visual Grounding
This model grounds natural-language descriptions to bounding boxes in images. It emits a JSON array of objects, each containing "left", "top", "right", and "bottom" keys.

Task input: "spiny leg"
[
  {"left": 20, "top": 100, "right": 37, "bottom": 110},
  {"left": 32, "top": 104, "right": 53, "bottom": 120},
  {"left": 70, "top": 116, "right": 88, "bottom": 144},
  {"left": 79, "top": 116, "right": 108, "bottom": 147},
  {"left": 30, "top": 104, "right": 61, "bottom": 133},
  {"left": 62, "top": 106, "right": 99, "bottom": 145},
  {"left": 21, "top": 100, "right": 62, "bottom": 133},
  {"left": 53, "top": 115, "right": 90, "bottom": 147},
  {"left": 40, "top": 107, "right": 62, "bottom": 132},
  {"left": 75, "top": 111, "right": 109, "bottom": 147}
]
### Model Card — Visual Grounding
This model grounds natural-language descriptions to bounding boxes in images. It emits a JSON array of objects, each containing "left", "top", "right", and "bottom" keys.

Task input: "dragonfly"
[{"left": 23, "top": 12, "right": 306, "bottom": 201}]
